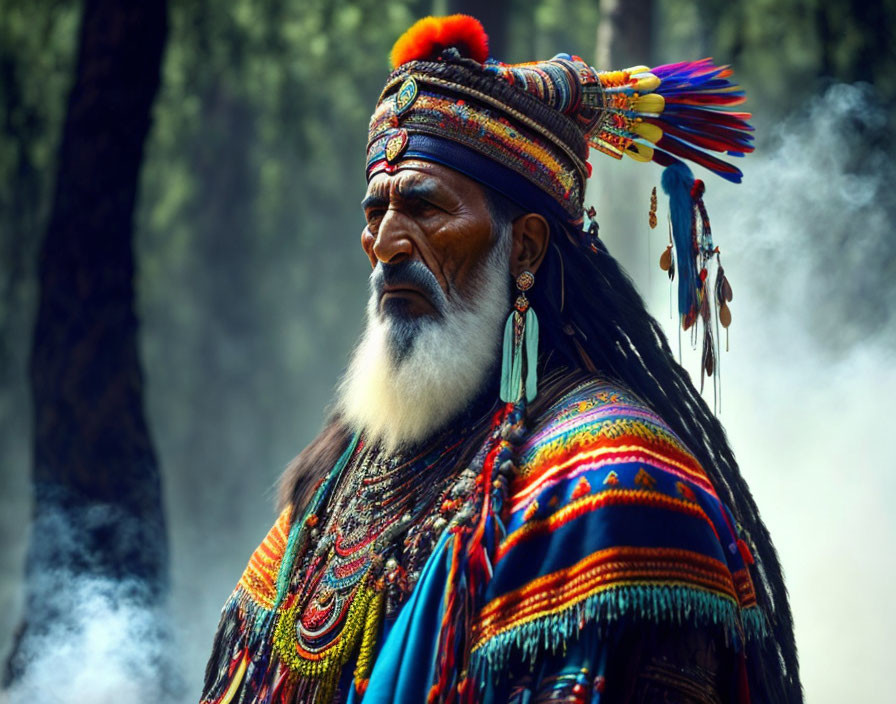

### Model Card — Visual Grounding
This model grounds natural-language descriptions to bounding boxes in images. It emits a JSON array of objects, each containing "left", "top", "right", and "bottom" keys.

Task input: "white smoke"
[
  {"left": 3, "top": 575, "right": 176, "bottom": 704},
  {"left": 627, "top": 84, "right": 895, "bottom": 704}
]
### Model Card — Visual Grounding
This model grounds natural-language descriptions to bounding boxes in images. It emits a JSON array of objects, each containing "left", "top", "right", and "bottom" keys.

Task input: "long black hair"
[{"left": 484, "top": 187, "right": 801, "bottom": 703}]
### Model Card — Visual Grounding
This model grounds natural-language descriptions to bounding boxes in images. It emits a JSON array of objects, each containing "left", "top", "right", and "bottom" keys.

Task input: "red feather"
[
  {"left": 653, "top": 134, "right": 744, "bottom": 182},
  {"left": 390, "top": 14, "right": 489, "bottom": 68},
  {"left": 643, "top": 118, "right": 755, "bottom": 154}
]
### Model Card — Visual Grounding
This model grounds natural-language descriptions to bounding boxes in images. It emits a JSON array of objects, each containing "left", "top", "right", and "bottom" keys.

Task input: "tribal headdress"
[{"left": 367, "top": 15, "right": 752, "bottom": 380}]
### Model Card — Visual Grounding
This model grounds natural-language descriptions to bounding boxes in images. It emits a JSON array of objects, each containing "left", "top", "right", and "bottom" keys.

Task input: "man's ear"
[{"left": 510, "top": 213, "right": 550, "bottom": 278}]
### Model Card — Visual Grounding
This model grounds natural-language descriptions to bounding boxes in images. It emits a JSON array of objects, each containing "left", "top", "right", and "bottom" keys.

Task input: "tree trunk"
[
  {"left": 595, "top": 0, "right": 654, "bottom": 70},
  {"left": 448, "top": 0, "right": 511, "bottom": 61},
  {"left": 5, "top": 0, "right": 169, "bottom": 685},
  {"left": 592, "top": 0, "right": 656, "bottom": 282}
]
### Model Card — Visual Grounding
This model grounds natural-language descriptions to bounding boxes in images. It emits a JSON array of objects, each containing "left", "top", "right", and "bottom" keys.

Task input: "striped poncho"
[{"left": 200, "top": 377, "right": 767, "bottom": 703}]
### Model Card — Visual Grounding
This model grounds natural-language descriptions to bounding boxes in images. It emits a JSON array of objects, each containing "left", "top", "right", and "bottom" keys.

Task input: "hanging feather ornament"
[
  {"left": 659, "top": 244, "right": 673, "bottom": 275},
  {"left": 661, "top": 163, "right": 701, "bottom": 330},
  {"left": 659, "top": 163, "right": 733, "bottom": 403},
  {"left": 716, "top": 257, "right": 734, "bottom": 349}
]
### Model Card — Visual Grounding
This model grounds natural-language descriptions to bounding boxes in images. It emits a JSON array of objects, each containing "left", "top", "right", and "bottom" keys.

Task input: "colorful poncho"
[{"left": 200, "top": 377, "right": 767, "bottom": 703}]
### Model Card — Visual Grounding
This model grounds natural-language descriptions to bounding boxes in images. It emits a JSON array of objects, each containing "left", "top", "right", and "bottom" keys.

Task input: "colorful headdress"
[{"left": 367, "top": 15, "right": 753, "bottom": 360}]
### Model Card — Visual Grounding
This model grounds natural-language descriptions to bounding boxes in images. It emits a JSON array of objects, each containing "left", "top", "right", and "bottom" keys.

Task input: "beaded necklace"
[{"left": 272, "top": 406, "right": 493, "bottom": 703}]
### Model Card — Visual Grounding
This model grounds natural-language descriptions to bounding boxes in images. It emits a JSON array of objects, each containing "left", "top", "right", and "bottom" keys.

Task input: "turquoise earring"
[{"left": 500, "top": 271, "right": 539, "bottom": 404}]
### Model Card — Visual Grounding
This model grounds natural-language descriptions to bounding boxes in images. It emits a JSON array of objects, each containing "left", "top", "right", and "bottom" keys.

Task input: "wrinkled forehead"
[{"left": 363, "top": 160, "right": 488, "bottom": 204}]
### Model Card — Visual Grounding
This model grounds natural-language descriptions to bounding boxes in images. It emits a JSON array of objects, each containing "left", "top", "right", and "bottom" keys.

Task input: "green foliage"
[{"left": 0, "top": 0, "right": 79, "bottom": 389}]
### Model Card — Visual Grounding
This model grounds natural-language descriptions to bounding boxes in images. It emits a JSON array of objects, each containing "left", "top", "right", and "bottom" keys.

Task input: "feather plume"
[
  {"left": 589, "top": 58, "right": 754, "bottom": 182},
  {"left": 390, "top": 14, "right": 489, "bottom": 68}
]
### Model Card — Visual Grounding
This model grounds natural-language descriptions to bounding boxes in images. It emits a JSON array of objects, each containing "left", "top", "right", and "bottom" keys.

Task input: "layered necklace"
[{"left": 271, "top": 409, "right": 493, "bottom": 703}]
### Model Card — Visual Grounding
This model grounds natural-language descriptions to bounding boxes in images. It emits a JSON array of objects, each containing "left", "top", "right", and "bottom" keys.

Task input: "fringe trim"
[
  {"left": 200, "top": 586, "right": 278, "bottom": 703},
  {"left": 471, "top": 584, "right": 768, "bottom": 676}
]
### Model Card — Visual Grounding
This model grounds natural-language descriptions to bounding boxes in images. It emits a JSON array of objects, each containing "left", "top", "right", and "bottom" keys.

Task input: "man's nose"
[{"left": 372, "top": 208, "right": 414, "bottom": 264}]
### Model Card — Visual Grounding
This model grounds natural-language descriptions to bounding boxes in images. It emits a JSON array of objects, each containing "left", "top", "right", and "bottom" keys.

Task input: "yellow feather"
[
  {"left": 623, "top": 65, "right": 650, "bottom": 75},
  {"left": 632, "top": 122, "right": 663, "bottom": 143},
  {"left": 631, "top": 73, "right": 661, "bottom": 92},
  {"left": 589, "top": 137, "right": 625, "bottom": 159},
  {"left": 624, "top": 141, "right": 654, "bottom": 162},
  {"left": 634, "top": 93, "right": 665, "bottom": 114}
]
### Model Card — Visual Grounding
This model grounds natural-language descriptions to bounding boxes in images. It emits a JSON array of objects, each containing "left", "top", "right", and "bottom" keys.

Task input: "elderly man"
[{"left": 200, "top": 15, "right": 800, "bottom": 704}]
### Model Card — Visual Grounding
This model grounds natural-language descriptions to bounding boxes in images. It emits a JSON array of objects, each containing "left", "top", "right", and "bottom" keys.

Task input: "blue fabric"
[
  {"left": 359, "top": 529, "right": 454, "bottom": 704},
  {"left": 486, "top": 470, "right": 729, "bottom": 601}
]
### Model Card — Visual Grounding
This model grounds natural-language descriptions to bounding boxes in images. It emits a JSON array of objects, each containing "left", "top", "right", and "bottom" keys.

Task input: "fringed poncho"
[{"left": 200, "top": 377, "right": 769, "bottom": 704}]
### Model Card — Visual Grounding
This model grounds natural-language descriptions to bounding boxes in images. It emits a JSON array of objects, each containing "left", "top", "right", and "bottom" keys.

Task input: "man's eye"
[
  {"left": 366, "top": 209, "right": 386, "bottom": 224},
  {"left": 411, "top": 200, "right": 441, "bottom": 215}
]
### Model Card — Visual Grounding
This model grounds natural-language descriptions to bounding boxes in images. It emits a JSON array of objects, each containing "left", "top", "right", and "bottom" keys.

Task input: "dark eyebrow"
[
  {"left": 361, "top": 193, "right": 388, "bottom": 210},
  {"left": 396, "top": 180, "right": 442, "bottom": 202},
  {"left": 362, "top": 178, "right": 445, "bottom": 211}
]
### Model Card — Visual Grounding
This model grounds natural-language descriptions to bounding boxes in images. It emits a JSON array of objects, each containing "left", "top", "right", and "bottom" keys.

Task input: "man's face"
[
  {"left": 361, "top": 160, "right": 497, "bottom": 324},
  {"left": 342, "top": 160, "right": 511, "bottom": 449}
]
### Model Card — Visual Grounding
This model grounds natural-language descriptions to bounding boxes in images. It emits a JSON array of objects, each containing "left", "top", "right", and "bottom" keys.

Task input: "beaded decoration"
[{"left": 199, "top": 413, "right": 495, "bottom": 704}]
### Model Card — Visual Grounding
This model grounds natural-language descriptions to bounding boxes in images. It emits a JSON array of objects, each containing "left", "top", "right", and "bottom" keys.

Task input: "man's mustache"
[{"left": 370, "top": 260, "right": 448, "bottom": 313}]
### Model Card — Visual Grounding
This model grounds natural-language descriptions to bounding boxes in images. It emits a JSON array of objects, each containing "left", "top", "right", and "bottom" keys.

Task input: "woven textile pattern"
[
  {"left": 368, "top": 89, "right": 581, "bottom": 210},
  {"left": 469, "top": 379, "right": 763, "bottom": 674},
  {"left": 199, "top": 378, "right": 767, "bottom": 703}
]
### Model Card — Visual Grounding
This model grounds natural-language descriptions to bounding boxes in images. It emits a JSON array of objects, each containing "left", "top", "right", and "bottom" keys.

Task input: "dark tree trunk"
[
  {"left": 596, "top": 0, "right": 655, "bottom": 70},
  {"left": 448, "top": 0, "right": 511, "bottom": 61},
  {"left": 4, "top": 0, "right": 169, "bottom": 685},
  {"left": 593, "top": 0, "right": 656, "bottom": 275}
]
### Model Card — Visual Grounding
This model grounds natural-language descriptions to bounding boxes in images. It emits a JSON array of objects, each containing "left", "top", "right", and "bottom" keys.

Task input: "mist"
[
  {"left": 639, "top": 83, "right": 896, "bottom": 704},
  {"left": 2, "top": 83, "right": 893, "bottom": 704},
  {"left": 3, "top": 574, "right": 172, "bottom": 703}
]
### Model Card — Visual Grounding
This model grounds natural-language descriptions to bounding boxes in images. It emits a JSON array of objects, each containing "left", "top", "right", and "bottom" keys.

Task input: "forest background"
[{"left": 1, "top": 0, "right": 894, "bottom": 702}]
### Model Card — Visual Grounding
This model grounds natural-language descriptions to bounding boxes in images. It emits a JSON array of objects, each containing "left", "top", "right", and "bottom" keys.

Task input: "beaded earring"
[{"left": 500, "top": 271, "right": 539, "bottom": 403}]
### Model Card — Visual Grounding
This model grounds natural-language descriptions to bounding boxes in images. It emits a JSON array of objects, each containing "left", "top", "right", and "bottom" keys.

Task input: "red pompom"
[{"left": 390, "top": 14, "right": 489, "bottom": 68}]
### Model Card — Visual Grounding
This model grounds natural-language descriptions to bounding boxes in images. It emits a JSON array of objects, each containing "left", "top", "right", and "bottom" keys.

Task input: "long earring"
[{"left": 500, "top": 271, "right": 539, "bottom": 404}]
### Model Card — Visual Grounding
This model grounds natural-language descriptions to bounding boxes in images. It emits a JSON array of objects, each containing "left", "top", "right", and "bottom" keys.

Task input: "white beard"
[{"left": 338, "top": 235, "right": 511, "bottom": 453}]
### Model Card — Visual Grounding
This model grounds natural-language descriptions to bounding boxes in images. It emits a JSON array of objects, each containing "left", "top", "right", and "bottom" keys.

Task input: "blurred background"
[{"left": 1, "top": 0, "right": 894, "bottom": 702}]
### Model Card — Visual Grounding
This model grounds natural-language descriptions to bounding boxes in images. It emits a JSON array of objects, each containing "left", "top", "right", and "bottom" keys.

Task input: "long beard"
[{"left": 338, "top": 237, "right": 511, "bottom": 452}]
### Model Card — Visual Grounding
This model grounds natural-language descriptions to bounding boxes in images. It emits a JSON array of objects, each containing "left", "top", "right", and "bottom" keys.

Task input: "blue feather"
[{"left": 661, "top": 163, "right": 699, "bottom": 322}]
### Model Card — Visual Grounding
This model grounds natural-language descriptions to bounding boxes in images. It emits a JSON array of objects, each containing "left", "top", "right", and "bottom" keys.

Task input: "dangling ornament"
[
  {"left": 659, "top": 163, "right": 737, "bottom": 404},
  {"left": 659, "top": 243, "right": 673, "bottom": 275},
  {"left": 716, "top": 257, "right": 734, "bottom": 349},
  {"left": 648, "top": 186, "right": 658, "bottom": 229},
  {"left": 500, "top": 271, "right": 539, "bottom": 404},
  {"left": 584, "top": 205, "right": 600, "bottom": 251}
]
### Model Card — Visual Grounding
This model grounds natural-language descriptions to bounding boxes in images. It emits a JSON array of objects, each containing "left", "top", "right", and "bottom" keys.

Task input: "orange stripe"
[
  {"left": 473, "top": 546, "right": 737, "bottom": 648},
  {"left": 512, "top": 443, "right": 708, "bottom": 508},
  {"left": 498, "top": 489, "right": 717, "bottom": 561},
  {"left": 521, "top": 418, "right": 706, "bottom": 480},
  {"left": 732, "top": 568, "right": 758, "bottom": 607},
  {"left": 237, "top": 508, "right": 293, "bottom": 608}
]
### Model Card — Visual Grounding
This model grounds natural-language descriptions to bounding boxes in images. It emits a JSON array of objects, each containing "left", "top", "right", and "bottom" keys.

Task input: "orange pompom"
[{"left": 390, "top": 14, "right": 489, "bottom": 69}]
